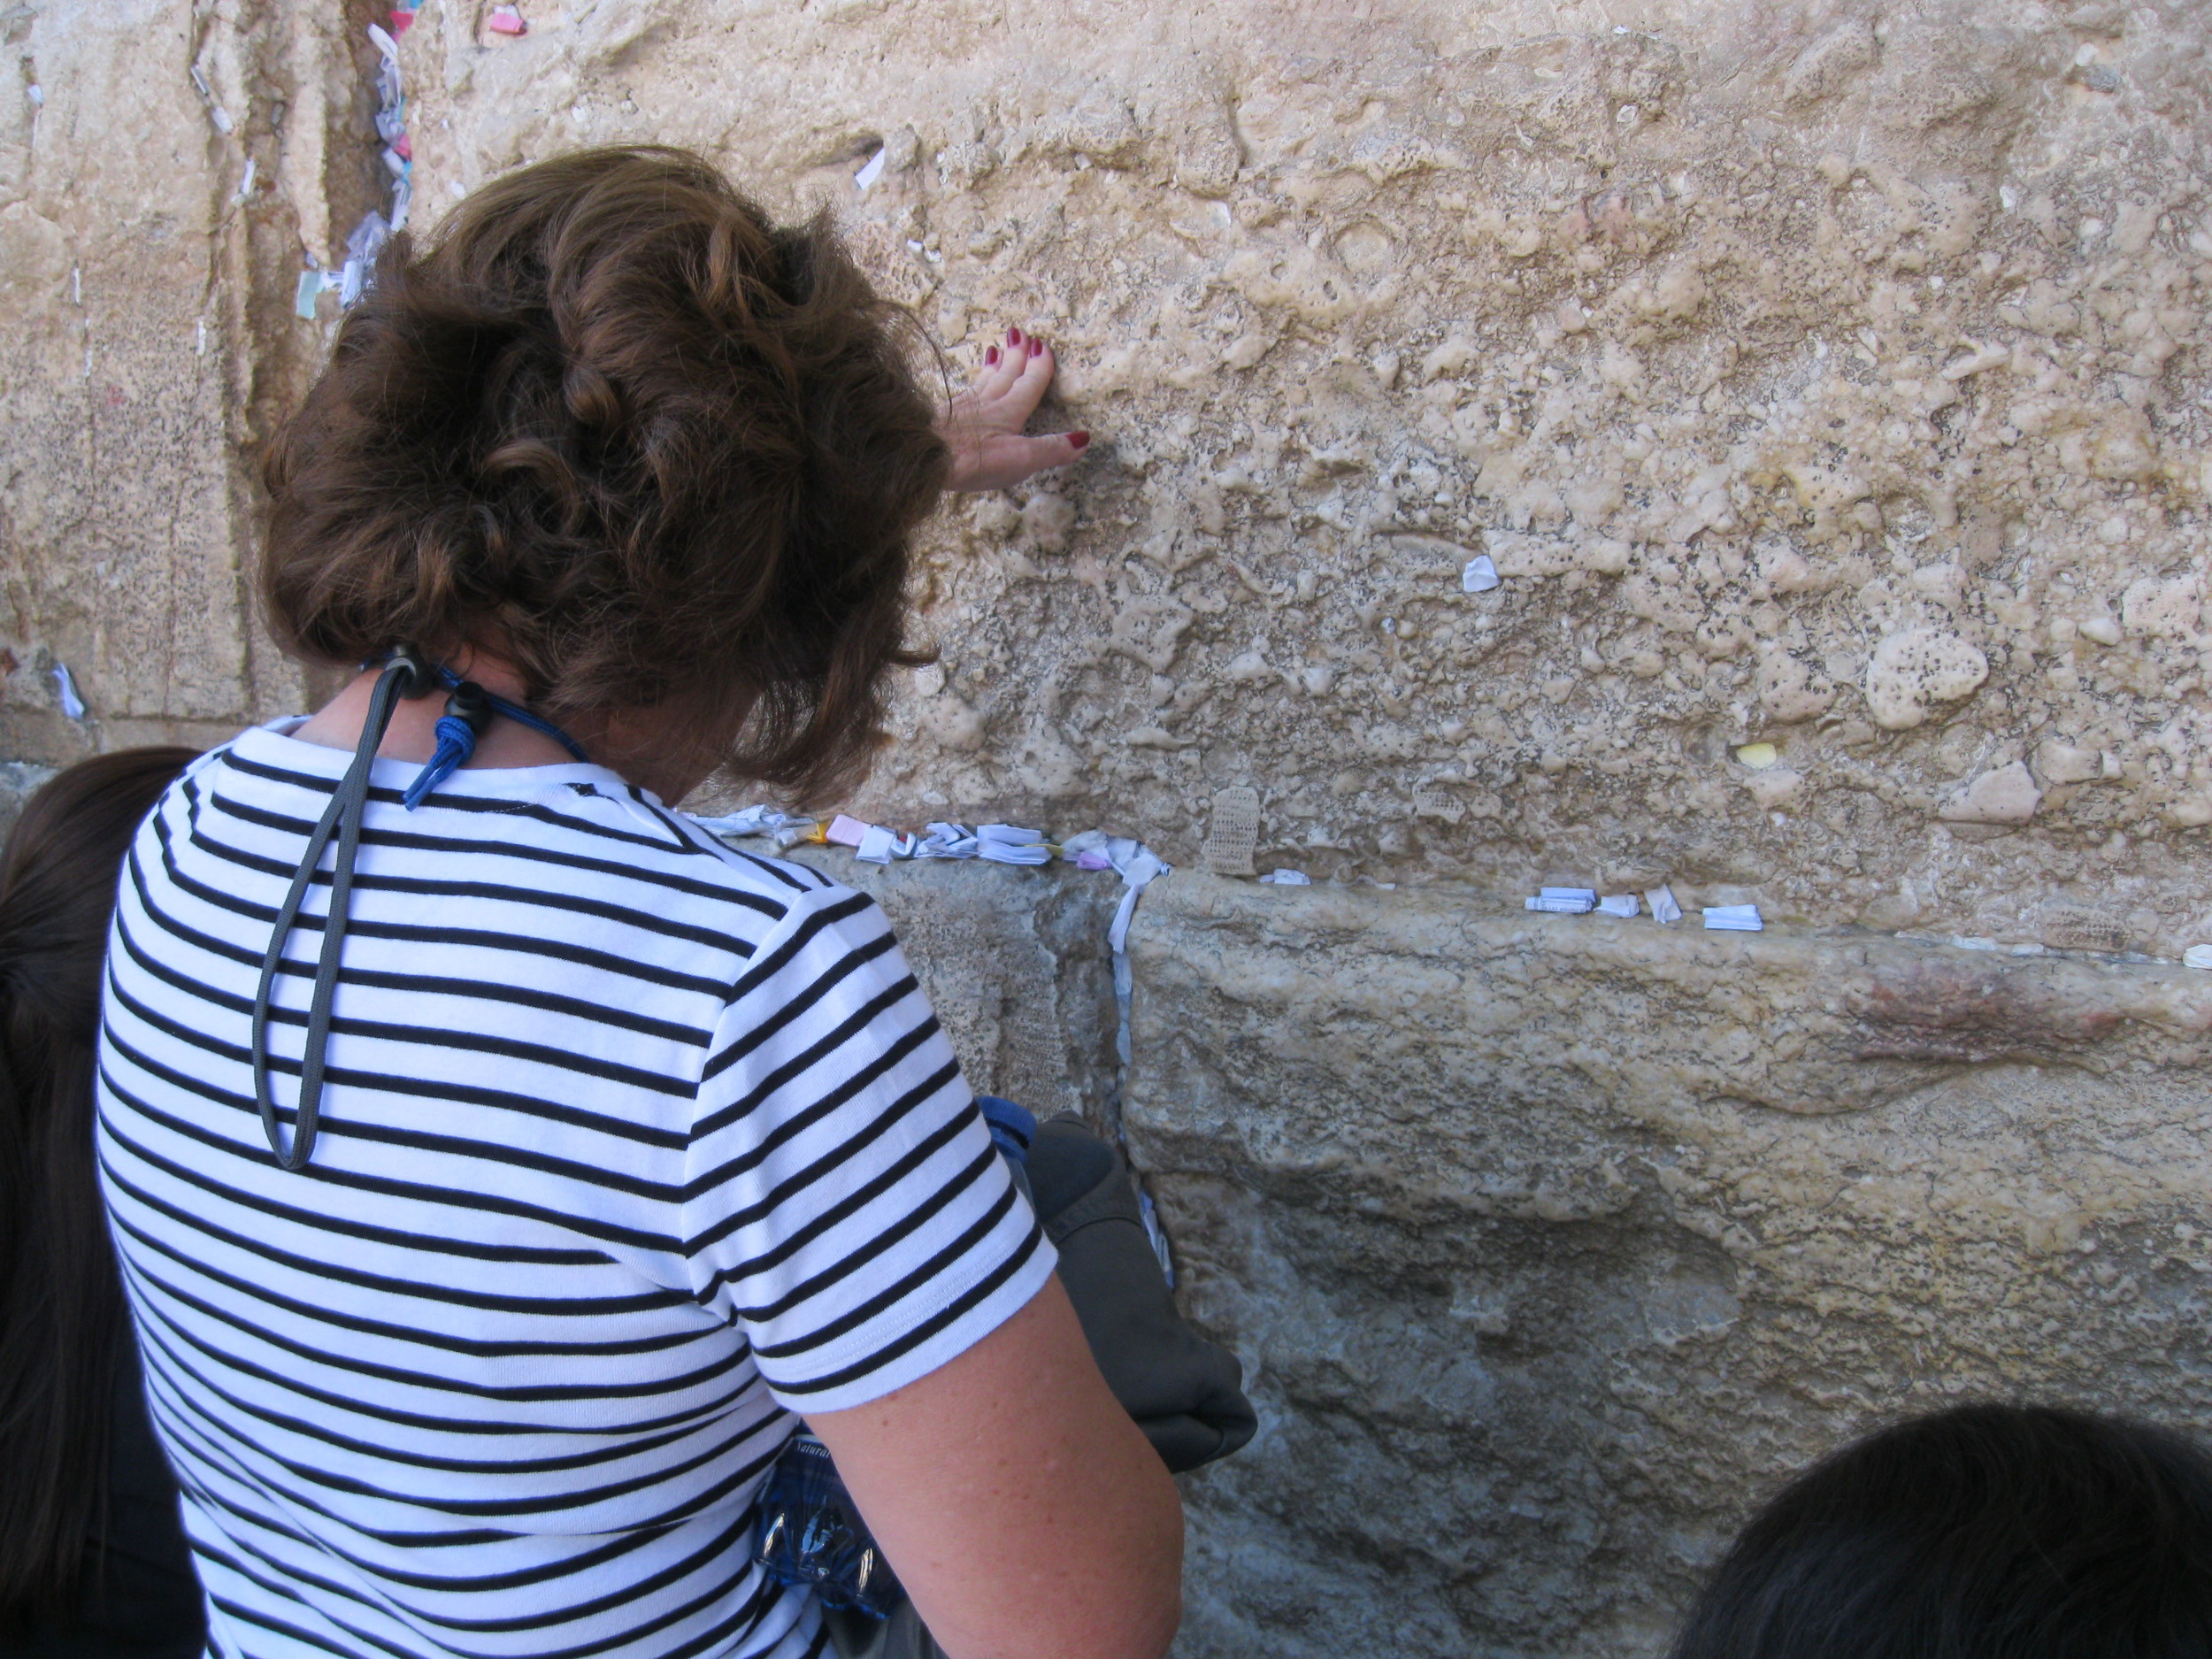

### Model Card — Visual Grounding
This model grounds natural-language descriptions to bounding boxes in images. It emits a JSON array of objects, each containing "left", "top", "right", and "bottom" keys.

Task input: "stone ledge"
[
  {"left": 1121, "top": 872, "right": 2212, "bottom": 1657},
  {"left": 720, "top": 858, "right": 2212, "bottom": 1653},
  {"left": 1131, "top": 872, "right": 2212, "bottom": 1136}
]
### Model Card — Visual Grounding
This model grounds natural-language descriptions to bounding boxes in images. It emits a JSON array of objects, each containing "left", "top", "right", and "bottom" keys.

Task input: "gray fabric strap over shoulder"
[{"left": 250, "top": 649, "right": 434, "bottom": 1171}]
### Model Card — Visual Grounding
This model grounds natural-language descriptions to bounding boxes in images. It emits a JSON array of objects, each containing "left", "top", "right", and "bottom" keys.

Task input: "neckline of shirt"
[{"left": 236, "top": 716, "right": 660, "bottom": 806}]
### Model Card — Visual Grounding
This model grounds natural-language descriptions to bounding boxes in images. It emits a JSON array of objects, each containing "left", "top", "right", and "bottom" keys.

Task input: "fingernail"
[
  {"left": 985, "top": 345, "right": 1000, "bottom": 365},
  {"left": 1027, "top": 337, "right": 1045, "bottom": 357},
  {"left": 1007, "top": 326, "right": 1023, "bottom": 346},
  {"left": 1069, "top": 431, "right": 1090, "bottom": 451}
]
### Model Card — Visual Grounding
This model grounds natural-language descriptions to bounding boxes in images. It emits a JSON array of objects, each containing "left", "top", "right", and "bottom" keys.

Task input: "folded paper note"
[{"left": 1525, "top": 887, "right": 1597, "bottom": 914}]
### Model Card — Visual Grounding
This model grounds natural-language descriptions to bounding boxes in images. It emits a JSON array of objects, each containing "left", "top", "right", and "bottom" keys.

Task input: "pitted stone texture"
[
  {"left": 18, "top": 0, "right": 2212, "bottom": 951},
  {"left": 0, "top": 0, "right": 345, "bottom": 766},
  {"left": 1125, "top": 872, "right": 2212, "bottom": 1657},
  {"left": 787, "top": 847, "right": 1123, "bottom": 1124},
  {"left": 389, "top": 0, "right": 2212, "bottom": 955}
]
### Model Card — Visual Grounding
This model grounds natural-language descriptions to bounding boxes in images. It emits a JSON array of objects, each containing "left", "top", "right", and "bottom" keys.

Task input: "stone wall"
[
  {"left": 1127, "top": 872, "right": 2212, "bottom": 1656},
  {"left": 0, "top": 0, "right": 367, "bottom": 776},
  {"left": 824, "top": 851, "right": 2212, "bottom": 1655},
  {"left": 395, "top": 0, "right": 2212, "bottom": 956},
  {"left": 9, "top": 2, "right": 2212, "bottom": 1654}
]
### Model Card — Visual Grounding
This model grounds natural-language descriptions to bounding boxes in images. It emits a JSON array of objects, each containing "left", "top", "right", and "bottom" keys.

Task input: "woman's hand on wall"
[{"left": 941, "top": 326, "right": 1090, "bottom": 492}]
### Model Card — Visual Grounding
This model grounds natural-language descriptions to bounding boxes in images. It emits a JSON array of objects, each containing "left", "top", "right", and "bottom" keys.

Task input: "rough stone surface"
[
  {"left": 707, "top": 850, "right": 2212, "bottom": 1655},
  {"left": 379, "top": 0, "right": 2212, "bottom": 956},
  {"left": 0, "top": 0, "right": 344, "bottom": 764},
  {"left": 14, "top": 3, "right": 2212, "bottom": 1654},
  {"left": 0, "top": 759, "right": 57, "bottom": 841},
  {"left": 1125, "top": 872, "right": 2212, "bottom": 1656},
  {"left": 787, "top": 846, "right": 1124, "bottom": 1126},
  {"left": 11, "top": 0, "right": 2212, "bottom": 937}
]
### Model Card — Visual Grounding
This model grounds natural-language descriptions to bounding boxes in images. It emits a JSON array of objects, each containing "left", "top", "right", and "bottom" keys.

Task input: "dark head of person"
[
  {"left": 260, "top": 144, "right": 949, "bottom": 804},
  {"left": 1671, "top": 1402, "right": 2212, "bottom": 1659},
  {"left": 0, "top": 748, "right": 201, "bottom": 1644}
]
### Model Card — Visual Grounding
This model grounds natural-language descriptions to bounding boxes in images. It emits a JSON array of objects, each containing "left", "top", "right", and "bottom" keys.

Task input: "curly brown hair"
[{"left": 260, "top": 146, "right": 947, "bottom": 803}]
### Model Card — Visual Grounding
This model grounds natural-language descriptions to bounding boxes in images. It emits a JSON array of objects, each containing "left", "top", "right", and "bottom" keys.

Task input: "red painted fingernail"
[
  {"left": 1069, "top": 431, "right": 1090, "bottom": 450},
  {"left": 1028, "top": 336, "right": 1045, "bottom": 357},
  {"left": 1008, "top": 326, "right": 1023, "bottom": 346},
  {"left": 985, "top": 344, "right": 1000, "bottom": 365}
]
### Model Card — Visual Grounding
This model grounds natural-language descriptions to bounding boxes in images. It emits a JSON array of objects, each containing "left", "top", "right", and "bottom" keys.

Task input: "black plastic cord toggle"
[{"left": 444, "top": 679, "right": 494, "bottom": 736}]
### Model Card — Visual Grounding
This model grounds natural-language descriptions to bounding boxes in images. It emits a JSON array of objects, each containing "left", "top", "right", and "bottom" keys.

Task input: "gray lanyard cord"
[{"left": 250, "top": 649, "right": 436, "bottom": 1171}]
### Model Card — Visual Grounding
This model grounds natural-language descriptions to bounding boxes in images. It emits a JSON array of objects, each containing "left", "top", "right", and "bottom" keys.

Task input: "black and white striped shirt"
[{"left": 96, "top": 722, "right": 1053, "bottom": 1659}]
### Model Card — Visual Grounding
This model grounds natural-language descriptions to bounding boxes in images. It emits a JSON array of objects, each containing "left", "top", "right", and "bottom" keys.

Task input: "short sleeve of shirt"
[{"left": 680, "top": 882, "right": 1056, "bottom": 1414}]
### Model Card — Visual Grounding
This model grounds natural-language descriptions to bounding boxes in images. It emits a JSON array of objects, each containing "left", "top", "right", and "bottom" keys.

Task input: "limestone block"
[
  {"left": 0, "top": 0, "right": 329, "bottom": 764},
  {"left": 1, "top": 3, "right": 245, "bottom": 752},
  {"left": 1125, "top": 873, "right": 2212, "bottom": 1657},
  {"left": 1863, "top": 628, "right": 1988, "bottom": 731},
  {"left": 0, "top": 0, "right": 2194, "bottom": 927},
  {"left": 4, "top": 0, "right": 2212, "bottom": 949},
  {"left": 1939, "top": 759, "right": 2042, "bottom": 826},
  {"left": 788, "top": 848, "right": 1122, "bottom": 1124}
]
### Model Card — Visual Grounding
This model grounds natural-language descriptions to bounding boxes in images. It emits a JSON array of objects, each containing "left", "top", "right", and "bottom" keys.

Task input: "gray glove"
[{"left": 1026, "top": 1116, "right": 1257, "bottom": 1474}]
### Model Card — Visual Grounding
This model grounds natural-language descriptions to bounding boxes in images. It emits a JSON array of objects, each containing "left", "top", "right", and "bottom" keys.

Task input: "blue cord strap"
[
  {"left": 400, "top": 667, "right": 590, "bottom": 810},
  {"left": 400, "top": 712, "right": 482, "bottom": 809},
  {"left": 434, "top": 667, "right": 589, "bottom": 761}
]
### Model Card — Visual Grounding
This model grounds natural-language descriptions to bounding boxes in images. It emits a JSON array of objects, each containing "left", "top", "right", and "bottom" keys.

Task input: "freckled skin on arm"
[
  {"left": 806, "top": 1278, "right": 1184, "bottom": 1659},
  {"left": 810, "top": 338, "right": 1164, "bottom": 1657}
]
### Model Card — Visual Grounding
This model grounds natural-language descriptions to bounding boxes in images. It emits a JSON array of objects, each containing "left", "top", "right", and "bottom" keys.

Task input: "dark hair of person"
[
  {"left": 259, "top": 145, "right": 947, "bottom": 804},
  {"left": 0, "top": 748, "right": 198, "bottom": 1627},
  {"left": 1670, "top": 1402, "right": 2212, "bottom": 1659}
]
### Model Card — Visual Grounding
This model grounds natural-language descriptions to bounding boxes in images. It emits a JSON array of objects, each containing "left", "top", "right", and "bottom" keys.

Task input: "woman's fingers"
[
  {"left": 942, "top": 327, "right": 1088, "bottom": 489},
  {"left": 974, "top": 326, "right": 1054, "bottom": 408},
  {"left": 1010, "top": 429, "right": 1087, "bottom": 475},
  {"left": 978, "top": 331, "right": 1026, "bottom": 398},
  {"left": 1009, "top": 334, "right": 1056, "bottom": 410},
  {"left": 942, "top": 428, "right": 1089, "bottom": 493}
]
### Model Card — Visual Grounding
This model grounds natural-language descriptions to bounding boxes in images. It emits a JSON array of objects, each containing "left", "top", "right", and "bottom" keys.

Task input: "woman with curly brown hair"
[{"left": 93, "top": 148, "right": 1178, "bottom": 1659}]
